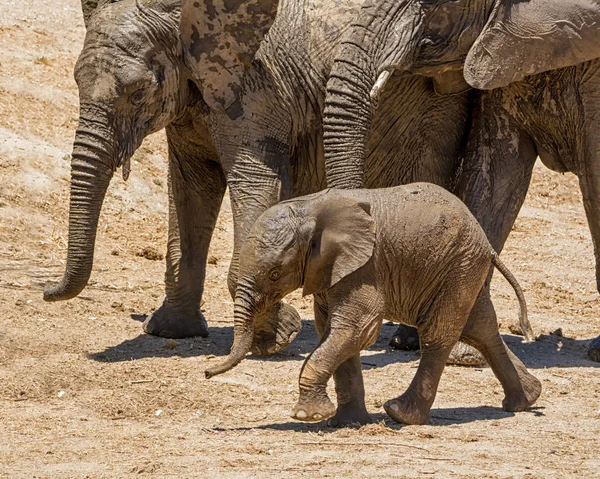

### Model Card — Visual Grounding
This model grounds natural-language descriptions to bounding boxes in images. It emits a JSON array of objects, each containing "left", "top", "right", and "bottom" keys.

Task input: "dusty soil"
[{"left": 1, "top": 0, "right": 599, "bottom": 477}]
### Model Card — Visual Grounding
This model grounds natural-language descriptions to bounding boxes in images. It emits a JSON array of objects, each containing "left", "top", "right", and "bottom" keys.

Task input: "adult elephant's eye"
[
  {"left": 130, "top": 89, "right": 146, "bottom": 105},
  {"left": 269, "top": 268, "right": 282, "bottom": 281}
]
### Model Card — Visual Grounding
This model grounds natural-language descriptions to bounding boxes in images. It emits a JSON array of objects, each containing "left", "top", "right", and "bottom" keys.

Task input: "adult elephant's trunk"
[
  {"left": 205, "top": 286, "right": 256, "bottom": 378},
  {"left": 323, "top": 27, "right": 379, "bottom": 189},
  {"left": 44, "top": 117, "right": 115, "bottom": 301},
  {"left": 323, "top": 0, "right": 416, "bottom": 189}
]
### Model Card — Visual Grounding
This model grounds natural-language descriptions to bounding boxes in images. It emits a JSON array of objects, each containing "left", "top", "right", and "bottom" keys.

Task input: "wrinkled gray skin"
[
  {"left": 43, "top": 0, "right": 223, "bottom": 339},
  {"left": 45, "top": 0, "right": 474, "bottom": 355},
  {"left": 322, "top": 0, "right": 600, "bottom": 361},
  {"left": 205, "top": 184, "right": 541, "bottom": 426}
]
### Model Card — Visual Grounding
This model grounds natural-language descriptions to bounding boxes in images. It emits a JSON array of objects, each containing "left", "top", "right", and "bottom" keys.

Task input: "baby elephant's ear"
[
  {"left": 464, "top": 0, "right": 600, "bottom": 90},
  {"left": 302, "top": 198, "right": 375, "bottom": 297}
]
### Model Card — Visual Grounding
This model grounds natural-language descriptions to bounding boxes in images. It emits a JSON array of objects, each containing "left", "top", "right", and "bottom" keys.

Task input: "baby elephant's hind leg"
[
  {"left": 461, "top": 293, "right": 541, "bottom": 411},
  {"left": 327, "top": 354, "right": 372, "bottom": 427},
  {"left": 385, "top": 295, "right": 466, "bottom": 425}
]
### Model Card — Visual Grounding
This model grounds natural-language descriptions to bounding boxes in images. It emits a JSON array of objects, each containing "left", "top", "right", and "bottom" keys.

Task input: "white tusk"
[
  {"left": 370, "top": 70, "right": 392, "bottom": 101},
  {"left": 122, "top": 157, "right": 131, "bottom": 182}
]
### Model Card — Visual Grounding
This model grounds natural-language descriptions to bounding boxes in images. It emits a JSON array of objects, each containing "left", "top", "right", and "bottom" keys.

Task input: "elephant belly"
[{"left": 365, "top": 74, "right": 470, "bottom": 190}]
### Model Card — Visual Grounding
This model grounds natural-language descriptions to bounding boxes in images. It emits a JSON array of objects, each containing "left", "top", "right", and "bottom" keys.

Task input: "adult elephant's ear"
[
  {"left": 302, "top": 197, "right": 375, "bottom": 297},
  {"left": 180, "top": 0, "right": 279, "bottom": 115},
  {"left": 464, "top": 0, "right": 600, "bottom": 90}
]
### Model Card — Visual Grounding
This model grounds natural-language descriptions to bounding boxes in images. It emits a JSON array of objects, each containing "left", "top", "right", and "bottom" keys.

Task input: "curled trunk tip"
[{"left": 205, "top": 297, "right": 255, "bottom": 379}]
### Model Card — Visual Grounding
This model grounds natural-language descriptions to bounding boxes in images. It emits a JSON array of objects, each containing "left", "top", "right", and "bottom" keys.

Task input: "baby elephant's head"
[{"left": 206, "top": 192, "right": 376, "bottom": 378}]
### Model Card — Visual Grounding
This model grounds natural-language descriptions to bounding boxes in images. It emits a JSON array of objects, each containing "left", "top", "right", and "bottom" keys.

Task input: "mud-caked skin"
[
  {"left": 44, "top": 0, "right": 474, "bottom": 354},
  {"left": 321, "top": 0, "right": 600, "bottom": 362},
  {"left": 205, "top": 184, "right": 541, "bottom": 426}
]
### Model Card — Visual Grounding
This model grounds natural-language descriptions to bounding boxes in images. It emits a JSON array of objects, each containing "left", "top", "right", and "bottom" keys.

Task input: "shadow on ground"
[
  {"left": 212, "top": 405, "right": 545, "bottom": 434},
  {"left": 88, "top": 316, "right": 416, "bottom": 364},
  {"left": 89, "top": 315, "right": 598, "bottom": 369}
]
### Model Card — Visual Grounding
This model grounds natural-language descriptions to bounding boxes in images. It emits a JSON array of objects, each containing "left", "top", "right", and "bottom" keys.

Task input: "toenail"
[
  {"left": 389, "top": 402, "right": 399, "bottom": 412},
  {"left": 296, "top": 410, "right": 307, "bottom": 419},
  {"left": 313, "top": 413, "right": 322, "bottom": 420}
]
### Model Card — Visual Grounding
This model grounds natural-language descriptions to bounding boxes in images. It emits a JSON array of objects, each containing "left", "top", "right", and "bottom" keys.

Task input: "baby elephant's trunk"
[
  {"left": 205, "top": 295, "right": 256, "bottom": 379},
  {"left": 491, "top": 253, "right": 535, "bottom": 342}
]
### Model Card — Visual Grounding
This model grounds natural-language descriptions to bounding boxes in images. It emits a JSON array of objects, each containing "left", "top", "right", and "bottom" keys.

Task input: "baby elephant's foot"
[
  {"left": 327, "top": 403, "right": 372, "bottom": 428},
  {"left": 502, "top": 372, "right": 542, "bottom": 412},
  {"left": 292, "top": 398, "right": 336, "bottom": 422},
  {"left": 384, "top": 394, "right": 430, "bottom": 425}
]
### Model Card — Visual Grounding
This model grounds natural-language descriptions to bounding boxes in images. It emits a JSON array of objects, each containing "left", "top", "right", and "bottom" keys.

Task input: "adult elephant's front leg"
[
  {"left": 225, "top": 147, "right": 302, "bottom": 355},
  {"left": 144, "top": 142, "right": 226, "bottom": 338}
]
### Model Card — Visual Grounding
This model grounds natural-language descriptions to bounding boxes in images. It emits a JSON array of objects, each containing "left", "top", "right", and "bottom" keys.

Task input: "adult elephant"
[
  {"left": 321, "top": 0, "right": 600, "bottom": 360},
  {"left": 44, "top": 0, "right": 227, "bottom": 340},
  {"left": 46, "top": 0, "right": 473, "bottom": 355}
]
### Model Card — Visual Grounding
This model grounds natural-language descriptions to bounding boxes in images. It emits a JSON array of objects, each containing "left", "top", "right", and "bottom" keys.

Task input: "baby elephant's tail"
[{"left": 491, "top": 253, "right": 535, "bottom": 342}]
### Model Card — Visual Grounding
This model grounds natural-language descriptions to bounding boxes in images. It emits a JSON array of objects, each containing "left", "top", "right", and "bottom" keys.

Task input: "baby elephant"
[{"left": 206, "top": 184, "right": 541, "bottom": 426}]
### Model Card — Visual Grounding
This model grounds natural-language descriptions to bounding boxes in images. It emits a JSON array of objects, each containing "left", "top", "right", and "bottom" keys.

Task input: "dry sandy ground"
[{"left": 1, "top": 0, "right": 599, "bottom": 477}]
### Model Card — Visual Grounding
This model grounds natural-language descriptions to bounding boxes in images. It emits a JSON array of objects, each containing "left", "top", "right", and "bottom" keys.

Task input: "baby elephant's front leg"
[
  {"left": 292, "top": 289, "right": 383, "bottom": 423},
  {"left": 292, "top": 329, "right": 356, "bottom": 422}
]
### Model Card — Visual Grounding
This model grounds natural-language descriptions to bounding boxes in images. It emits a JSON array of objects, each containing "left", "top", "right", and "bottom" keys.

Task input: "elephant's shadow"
[
  {"left": 87, "top": 318, "right": 413, "bottom": 365},
  {"left": 503, "top": 333, "right": 598, "bottom": 369},
  {"left": 88, "top": 317, "right": 597, "bottom": 370},
  {"left": 211, "top": 406, "right": 546, "bottom": 434}
]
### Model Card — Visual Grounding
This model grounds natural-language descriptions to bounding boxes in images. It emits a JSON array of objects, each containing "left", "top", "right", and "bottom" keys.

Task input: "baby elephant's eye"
[
  {"left": 269, "top": 268, "right": 282, "bottom": 281},
  {"left": 130, "top": 89, "right": 146, "bottom": 105}
]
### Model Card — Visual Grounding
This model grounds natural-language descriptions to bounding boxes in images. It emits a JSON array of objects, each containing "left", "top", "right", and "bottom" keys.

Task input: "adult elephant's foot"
[
  {"left": 587, "top": 335, "right": 600, "bottom": 362},
  {"left": 251, "top": 301, "right": 302, "bottom": 355},
  {"left": 446, "top": 342, "right": 486, "bottom": 367},
  {"left": 389, "top": 324, "right": 420, "bottom": 350},
  {"left": 384, "top": 393, "right": 430, "bottom": 425},
  {"left": 327, "top": 402, "right": 372, "bottom": 428},
  {"left": 292, "top": 397, "right": 336, "bottom": 422},
  {"left": 143, "top": 300, "right": 209, "bottom": 338}
]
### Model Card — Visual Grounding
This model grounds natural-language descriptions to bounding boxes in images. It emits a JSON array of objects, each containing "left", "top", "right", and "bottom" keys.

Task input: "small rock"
[
  {"left": 164, "top": 339, "right": 177, "bottom": 350},
  {"left": 136, "top": 246, "right": 164, "bottom": 261},
  {"left": 551, "top": 328, "right": 563, "bottom": 337},
  {"left": 508, "top": 324, "right": 523, "bottom": 336},
  {"left": 111, "top": 301, "right": 124, "bottom": 311},
  {"left": 207, "top": 255, "right": 218, "bottom": 265},
  {"left": 15, "top": 299, "right": 25, "bottom": 306},
  {"left": 155, "top": 409, "right": 163, "bottom": 416},
  {"left": 57, "top": 391, "right": 65, "bottom": 398},
  {"left": 111, "top": 249, "right": 120, "bottom": 256}
]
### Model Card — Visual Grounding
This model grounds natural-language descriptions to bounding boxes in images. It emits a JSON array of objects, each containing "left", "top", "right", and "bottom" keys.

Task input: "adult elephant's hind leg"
[
  {"left": 460, "top": 294, "right": 541, "bottom": 412},
  {"left": 144, "top": 141, "right": 226, "bottom": 338},
  {"left": 389, "top": 323, "right": 420, "bottom": 351}
]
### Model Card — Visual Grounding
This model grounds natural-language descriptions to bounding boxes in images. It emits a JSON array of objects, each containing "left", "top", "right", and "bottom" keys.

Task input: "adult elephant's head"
[
  {"left": 44, "top": 0, "right": 186, "bottom": 301},
  {"left": 323, "top": 0, "right": 600, "bottom": 188}
]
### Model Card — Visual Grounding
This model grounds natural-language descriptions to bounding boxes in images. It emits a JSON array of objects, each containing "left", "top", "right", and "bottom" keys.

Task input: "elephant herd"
[{"left": 43, "top": 0, "right": 600, "bottom": 423}]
